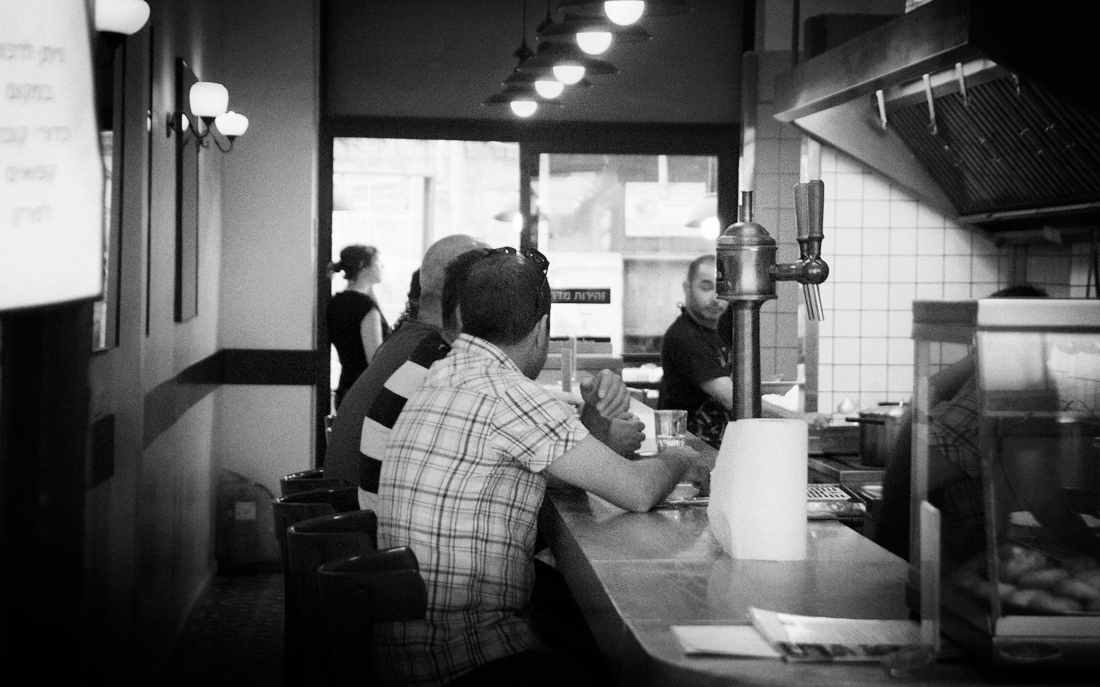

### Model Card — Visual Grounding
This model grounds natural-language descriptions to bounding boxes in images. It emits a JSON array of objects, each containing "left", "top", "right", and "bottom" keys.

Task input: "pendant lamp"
[
  {"left": 537, "top": 16, "right": 651, "bottom": 55},
  {"left": 557, "top": 0, "right": 693, "bottom": 25}
]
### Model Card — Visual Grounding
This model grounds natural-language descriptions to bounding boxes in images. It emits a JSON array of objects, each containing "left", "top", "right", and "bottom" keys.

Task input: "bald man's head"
[{"left": 417, "top": 234, "right": 488, "bottom": 326}]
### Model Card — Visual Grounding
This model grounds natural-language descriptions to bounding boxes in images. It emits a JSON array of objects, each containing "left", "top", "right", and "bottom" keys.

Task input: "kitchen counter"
[{"left": 539, "top": 486, "right": 1090, "bottom": 686}]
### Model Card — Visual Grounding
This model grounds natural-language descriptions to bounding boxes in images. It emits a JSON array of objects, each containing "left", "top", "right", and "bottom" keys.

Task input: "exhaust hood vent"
[{"left": 775, "top": 0, "right": 1100, "bottom": 233}]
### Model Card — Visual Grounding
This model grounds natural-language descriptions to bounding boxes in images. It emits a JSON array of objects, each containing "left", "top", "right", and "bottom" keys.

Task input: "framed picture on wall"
[{"left": 174, "top": 58, "right": 199, "bottom": 323}]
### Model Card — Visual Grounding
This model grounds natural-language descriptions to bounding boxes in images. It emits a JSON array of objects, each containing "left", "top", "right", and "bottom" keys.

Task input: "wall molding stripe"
[{"left": 143, "top": 349, "right": 317, "bottom": 448}]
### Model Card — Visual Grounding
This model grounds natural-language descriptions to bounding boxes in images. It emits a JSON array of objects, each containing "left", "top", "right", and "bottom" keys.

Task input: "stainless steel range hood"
[{"left": 774, "top": 0, "right": 1100, "bottom": 233}]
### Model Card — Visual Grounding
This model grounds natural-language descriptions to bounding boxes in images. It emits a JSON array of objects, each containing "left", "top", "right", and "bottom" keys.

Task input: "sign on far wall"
[{"left": 0, "top": 0, "right": 103, "bottom": 311}]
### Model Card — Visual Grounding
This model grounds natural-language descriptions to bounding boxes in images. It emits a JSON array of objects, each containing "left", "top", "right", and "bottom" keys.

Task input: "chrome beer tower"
[{"left": 715, "top": 180, "right": 829, "bottom": 420}]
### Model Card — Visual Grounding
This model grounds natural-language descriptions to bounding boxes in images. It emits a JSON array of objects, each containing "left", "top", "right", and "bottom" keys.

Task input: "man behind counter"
[{"left": 658, "top": 254, "right": 731, "bottom": 447}]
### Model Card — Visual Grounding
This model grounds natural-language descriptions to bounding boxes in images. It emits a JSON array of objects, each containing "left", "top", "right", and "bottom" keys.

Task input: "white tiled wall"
[
  {"left": 813, "top": 148, "right": 1079, "bottom": 414},
  {"left": 747, "top": 51, "right": 1087, "bottom": 416}
]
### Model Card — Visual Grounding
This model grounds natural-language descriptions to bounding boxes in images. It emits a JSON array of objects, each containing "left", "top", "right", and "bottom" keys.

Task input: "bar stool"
[
  {"left": 271, "top": 486, "right": 359, "bottom": 684},
  {"left": 316, "top": 547, "right": 427, "bottom": 683},
  {"left": 279, "top": 467, "right": 343, "bottom": 497},
  {"left": 286, "top": 510, "right": 378, "bottom": 683}
]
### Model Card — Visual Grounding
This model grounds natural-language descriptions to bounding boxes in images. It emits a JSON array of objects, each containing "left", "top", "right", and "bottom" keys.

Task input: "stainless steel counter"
[{"left": 540, "top": 487, "right": 993, "bottom": 686}]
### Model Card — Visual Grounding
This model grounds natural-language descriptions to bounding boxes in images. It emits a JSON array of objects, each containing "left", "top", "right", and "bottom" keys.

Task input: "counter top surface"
[{"left": 541, "top": 486, "right": 1085, "bottom": 686}]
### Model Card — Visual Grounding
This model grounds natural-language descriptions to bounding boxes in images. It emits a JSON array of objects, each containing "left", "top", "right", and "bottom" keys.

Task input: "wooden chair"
[
  {"left": 317, "top": 547, "right": 427, "bottom": 683},
  {"left": 286, "top": 510, "right": 378, "bottom": 683}
]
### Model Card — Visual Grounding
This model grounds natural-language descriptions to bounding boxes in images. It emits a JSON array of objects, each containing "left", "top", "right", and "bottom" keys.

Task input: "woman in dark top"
[{"left": 328, "top": 244, "right": 391, "bottom": 409}]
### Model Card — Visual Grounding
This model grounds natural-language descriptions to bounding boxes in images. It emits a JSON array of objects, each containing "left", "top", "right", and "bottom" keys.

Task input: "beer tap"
[{"left": 716, "top": 181, "right": 829, "bottom": 420}]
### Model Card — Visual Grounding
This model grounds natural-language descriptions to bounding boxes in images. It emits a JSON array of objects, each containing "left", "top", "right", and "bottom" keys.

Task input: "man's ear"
[{"left": 533, "top": 314, "right": 549, "bottom": 346}]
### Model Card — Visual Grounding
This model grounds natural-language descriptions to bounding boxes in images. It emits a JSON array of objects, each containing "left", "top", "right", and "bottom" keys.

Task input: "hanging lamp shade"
[
  {"left": 519, "top": 41, "right": 619, "bottom": 77},
  {"left": 557, "top": 0, "right": 693, "bottom": 23},
  {"left": 536, "top": 16, "right": 653, "bottom": 50},
  {"left": 504, "top": 69, "right": 566, "bottom": 99},
  {"left": 482, "top": 84, "right": 565, "bottom": 108}
]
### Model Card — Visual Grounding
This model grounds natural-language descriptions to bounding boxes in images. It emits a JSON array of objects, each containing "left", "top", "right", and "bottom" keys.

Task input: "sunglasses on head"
[{"left": 481, "top": 245, "right": 550, "bottom": 274}]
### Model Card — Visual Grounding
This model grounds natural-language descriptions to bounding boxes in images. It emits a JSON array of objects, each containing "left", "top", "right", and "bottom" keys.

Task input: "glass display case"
[{"left": 910, "top": 299, "right": 1100, "bottom": 667}]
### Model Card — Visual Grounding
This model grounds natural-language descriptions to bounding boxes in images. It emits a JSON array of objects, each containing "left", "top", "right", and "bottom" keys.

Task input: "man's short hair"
[
  {"left": 687, "top": 254, "right": 716, "bottom": 284},
  {"left": 458, "top": 251, "right": 551, "bottom": 346},
  {"left": 441, "top": 247, "right": 492, "bottom": 331}
]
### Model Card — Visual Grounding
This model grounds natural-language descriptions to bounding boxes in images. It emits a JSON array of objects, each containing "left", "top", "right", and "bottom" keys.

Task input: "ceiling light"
[
  {"left": 604, "top": 1, "right": 646, "bottom": 25},
  {"left": 482, "top": 85, "right": 564, "bottom": 116},
  {"left": 511, "top": 100, "right": 538, "bottom": 117},
  {"left": 557, "top": 0, "right": 693, "bottom": 23},
  {"left": 534, "top": 78, "right": 565, "bottom": 99},
  {"left": 553, "top": 64, "right": 586, "bottom": 85},
  {"left": 576, "top": 29, "right": 613, "bottom": 55},
  {"left": 537, "top": 17, "right": 651, "bottom": 56},
  {"left": 504, "top": 69, "right": 565, "bottom": 99},
  {"left": 520, "top": 40, "right": 619, "bottom": 79}
]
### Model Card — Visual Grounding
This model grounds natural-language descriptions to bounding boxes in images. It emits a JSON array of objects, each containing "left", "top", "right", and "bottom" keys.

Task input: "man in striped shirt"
[
  {"left": 325, "top": 234, "right": 488, "bottom": 510},
  {"left": 374, "top": 248, "right": 710, "bottom": 686}
]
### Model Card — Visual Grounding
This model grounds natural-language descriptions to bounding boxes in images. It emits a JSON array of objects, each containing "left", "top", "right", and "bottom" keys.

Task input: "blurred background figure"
[
  {"left": 391, "top": 268, "right": 421, "bottom": 334},
  {"left": 328, "top": 244, "right": 390, "bottom": 410}
]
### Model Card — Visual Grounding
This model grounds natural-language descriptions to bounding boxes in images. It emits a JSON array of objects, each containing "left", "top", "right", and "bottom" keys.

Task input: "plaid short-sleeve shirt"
[{"left": 374, "top": 334, "right": 589, "bottom": 687}]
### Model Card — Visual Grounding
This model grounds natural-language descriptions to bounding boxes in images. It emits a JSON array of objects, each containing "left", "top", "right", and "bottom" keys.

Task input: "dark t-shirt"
[
  {"left": 659, "top": 309, "right": 731, "bottom": 447},
  {"left": 328, "top": 291, "right": 391, "bottom": 396},
  {"left": 324, "top": 320, "right": 447, "bottom": 491}
]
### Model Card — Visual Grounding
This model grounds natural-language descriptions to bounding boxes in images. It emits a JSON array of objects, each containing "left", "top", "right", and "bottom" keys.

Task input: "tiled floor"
[{"left": 159, "top": 572, "right": 285, "bottom": 686}]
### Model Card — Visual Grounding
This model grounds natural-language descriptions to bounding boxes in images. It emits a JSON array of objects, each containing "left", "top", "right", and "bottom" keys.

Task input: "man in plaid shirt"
[{"left": 373, "top": 248, "right": 709, "bottom": 686}]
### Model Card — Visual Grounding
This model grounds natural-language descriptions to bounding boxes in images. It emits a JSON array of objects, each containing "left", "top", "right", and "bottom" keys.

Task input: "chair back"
[
  {"left": 280, "top": 467, "right": 343, "bottom": 497},
  {"left": 286, "top": 510, "right": 378, "bottom": 683},
  {"left": 270, "top": 486, "right": 360, "bottom": 684},
  {"left": 317, "top": 548, "right": 427, "bottom": 683}
]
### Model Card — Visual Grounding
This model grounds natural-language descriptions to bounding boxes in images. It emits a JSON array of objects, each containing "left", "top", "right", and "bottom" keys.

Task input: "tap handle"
[{"left": 794, "top": 180, "right": 825, "bottom": 243}]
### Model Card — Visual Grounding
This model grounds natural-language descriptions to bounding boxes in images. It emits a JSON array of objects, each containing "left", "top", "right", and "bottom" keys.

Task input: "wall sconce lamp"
[
  {"left": 167, "top": 81, "right": 249, "bottom": 152},
  {"left": 94, "top": 0, "right": 150, "bottom": 45}
]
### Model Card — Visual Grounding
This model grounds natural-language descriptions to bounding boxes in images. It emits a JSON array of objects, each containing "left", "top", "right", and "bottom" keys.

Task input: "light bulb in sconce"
[
  {"left": 604, "top": 1, "right": 645, "bottom": 25},
  {"left": 534, "top": 78, "right": 564, "bottom": 99},
  {"left": 510, "top": 100, "right": 538, "bottom": 117},
  {"left": 552, "top": 64, "right": 586, "bottom": 85},
  {"left": 576, "top": 30, "right": 613, "bottom": 55},
  {"left": 94, "top": 0, "right": 150, "bottom": 36},
  {"left": 215, "top": 111, "right": 249, "bottom": 139},
  {"left": 189, "top": 82, "right": 228, "bottom": 120}
]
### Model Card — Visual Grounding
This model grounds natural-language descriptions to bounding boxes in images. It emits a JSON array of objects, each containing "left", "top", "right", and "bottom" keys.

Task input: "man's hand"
[
  {"left": 659, "top": 445, "right": 713, "bottom": 495},
  {"left": 606, "top": 415, "right": 645, "bottom": 456},
  {"left": 578, "top": 369, "right": 631, "bottom": 420}
]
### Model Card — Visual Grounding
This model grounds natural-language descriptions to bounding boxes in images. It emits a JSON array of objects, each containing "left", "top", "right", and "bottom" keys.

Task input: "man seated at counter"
[
  {"left": 324, "top": 234, "right": 487, "bottom": 509},
  {"left": 658, "top": 254, "right": 732, "bottom": 448},
  {"left": 325, "top": 235, "right": 644, "bottom": 511},
  {"left": 373, "top": 247, "right": 711, "bottom": 687}
]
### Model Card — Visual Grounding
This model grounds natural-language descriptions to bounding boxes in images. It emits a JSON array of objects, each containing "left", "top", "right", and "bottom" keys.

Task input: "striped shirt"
[
  {"left": 356, "top": 332, "right": 451, "bottom": 511},
  {"left": 374, "top": 334, "right": 589, "bottom": 686}
]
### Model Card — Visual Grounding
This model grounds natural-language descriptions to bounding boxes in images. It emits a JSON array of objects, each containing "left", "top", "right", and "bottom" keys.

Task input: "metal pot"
[{"left": 845, "top": 402, "right": 910, "bottom": 468}]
